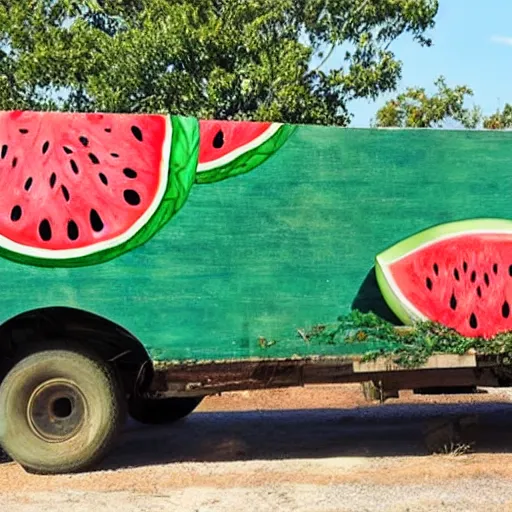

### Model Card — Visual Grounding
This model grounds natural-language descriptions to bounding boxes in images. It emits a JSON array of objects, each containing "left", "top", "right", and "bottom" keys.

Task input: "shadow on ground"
[
  {"left": 2, "top": 400, "right": 511, "bottom": 471},
  {"left": 0, "top": 450, "right": 9, "bottom": 464},
  {"left": 81, "top": 400, "right": 512, "bottom": 472}
]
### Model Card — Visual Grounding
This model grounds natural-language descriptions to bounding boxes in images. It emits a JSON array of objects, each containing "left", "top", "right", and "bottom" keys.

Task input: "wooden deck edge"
[{"left": 150, "top": 352, "right": 489, "bottom": 395}]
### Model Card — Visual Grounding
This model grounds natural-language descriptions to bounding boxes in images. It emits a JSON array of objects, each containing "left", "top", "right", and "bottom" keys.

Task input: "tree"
[
  {"left": 483, "top": 104, "right": 512, "bottom": 130},
  {"left": 374, "top": 76, "right": 482, "bottom": 129},
  {"left": 0, "top": 0, "right": 438, "bottom": 124}
]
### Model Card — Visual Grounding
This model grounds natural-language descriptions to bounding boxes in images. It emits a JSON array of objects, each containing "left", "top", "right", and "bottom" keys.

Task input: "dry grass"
[{"left": 434, "top": 441, "right": 475, "bottom": 456}]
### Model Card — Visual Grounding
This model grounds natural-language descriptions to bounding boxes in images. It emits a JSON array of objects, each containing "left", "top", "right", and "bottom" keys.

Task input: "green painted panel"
[{"left": 1, "top": 126, "right": 512, "bottom": 362}]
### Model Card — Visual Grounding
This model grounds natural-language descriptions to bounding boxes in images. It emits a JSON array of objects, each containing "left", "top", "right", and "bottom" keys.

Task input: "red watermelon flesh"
[
  {"left": 377, "top": 227, "right": 512, "bottom": 338},
  {"left": 0, "top": 110, "right": 169, "bottom": 254},
  {"left": 198, "top": 120, "right": 277, "bottom": 171}
]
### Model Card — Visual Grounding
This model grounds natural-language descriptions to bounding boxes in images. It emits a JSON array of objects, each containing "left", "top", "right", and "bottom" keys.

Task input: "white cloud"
[{"left": 491, "top": 35, "right": 512, "bottom": 46}]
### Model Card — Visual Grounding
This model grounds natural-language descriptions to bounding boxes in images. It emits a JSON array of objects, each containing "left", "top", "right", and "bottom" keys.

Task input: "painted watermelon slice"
[
  {"left": 375, "top": 219, "right": 512, "bottom": 338},
  {"left": 196, "top": 120, "right": 295, "bottom": 184},
  {"left": 0, "top": 111, "right": 199, "bottom": 267}
]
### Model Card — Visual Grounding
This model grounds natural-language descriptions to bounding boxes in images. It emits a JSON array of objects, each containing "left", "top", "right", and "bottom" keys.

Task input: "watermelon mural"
[
  {"left": 375, "top": 219, "right": 512, "bottom": 339},
  {"left": 0, "top": 111, "right": 295, "bottom": 268},
  {"left": 196, "top": 120, "right": 295, "bottom": 184}
]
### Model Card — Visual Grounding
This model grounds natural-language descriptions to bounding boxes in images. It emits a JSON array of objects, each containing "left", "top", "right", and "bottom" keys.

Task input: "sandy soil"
[{"left": 3, "top": 384, "right": 512, "bottom": 511}]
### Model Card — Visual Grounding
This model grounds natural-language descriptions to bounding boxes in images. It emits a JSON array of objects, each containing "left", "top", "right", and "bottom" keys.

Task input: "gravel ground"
[{"left": 2, "top": 384, "right": 512, "bottom": 511}]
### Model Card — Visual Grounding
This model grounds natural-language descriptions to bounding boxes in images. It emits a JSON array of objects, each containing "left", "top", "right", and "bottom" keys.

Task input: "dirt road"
[{"left": 3, "top": 384, "right": 512, "bottom": 511}]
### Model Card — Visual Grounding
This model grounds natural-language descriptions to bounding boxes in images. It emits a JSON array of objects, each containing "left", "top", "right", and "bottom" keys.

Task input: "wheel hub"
[{"left": 27, "top": 378, "right": 87, "bottom": 443}]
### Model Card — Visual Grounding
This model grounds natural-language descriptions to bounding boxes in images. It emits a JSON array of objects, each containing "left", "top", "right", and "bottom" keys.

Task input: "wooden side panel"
[{"left": 0, "top": 126, "right": 511, "bottom": 362}]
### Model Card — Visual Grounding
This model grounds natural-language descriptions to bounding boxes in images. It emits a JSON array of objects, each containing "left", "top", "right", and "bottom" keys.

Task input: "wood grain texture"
[{"left": 1, "top": 126, "right": 512, "bottom": 362}]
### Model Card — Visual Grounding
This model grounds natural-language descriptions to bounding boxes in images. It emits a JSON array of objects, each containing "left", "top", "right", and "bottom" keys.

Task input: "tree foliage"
[
  {"left": 483, "top": 104, "right": 512, "bottom": 130},
  {"left": 374, "top": 76, "right": 482, "bottom": 129},
  {"left": 0, "top": 0, "right": 438, "bottom": 124}
]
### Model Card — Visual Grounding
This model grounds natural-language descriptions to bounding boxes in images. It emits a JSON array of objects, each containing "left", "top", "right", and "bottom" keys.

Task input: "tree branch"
[{"left": 312, "top": 0, "right": 371, "bottom": 72}]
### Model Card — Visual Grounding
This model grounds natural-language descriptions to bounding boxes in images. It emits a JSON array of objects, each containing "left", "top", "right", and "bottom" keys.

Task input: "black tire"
[
  {"left": 0, "top": 347, "right": 126, "bottom": 474},
  {"left": 129, "top": 396, "right": 203, "bottom": 425}
]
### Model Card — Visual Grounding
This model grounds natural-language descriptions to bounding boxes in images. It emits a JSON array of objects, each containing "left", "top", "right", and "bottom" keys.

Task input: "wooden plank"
[
  {"left": 352, "top": 353, "right": 477, "bottom": 373},
  {"left": 151, "top": 354, "right": 487, "bottom": 395},
  {"left": 379, "top": 367, "right": 501, "bottom": 390}
]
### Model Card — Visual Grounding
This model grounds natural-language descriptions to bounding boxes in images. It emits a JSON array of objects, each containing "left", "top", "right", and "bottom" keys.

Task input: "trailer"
[{"left": 0, "top": 110, "right": 511, "bottom": 474}]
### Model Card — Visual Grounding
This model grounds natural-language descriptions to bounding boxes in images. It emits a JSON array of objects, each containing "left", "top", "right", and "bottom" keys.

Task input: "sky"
[{"left": 330, "top": 1, "right": 512, "bottom": 127}]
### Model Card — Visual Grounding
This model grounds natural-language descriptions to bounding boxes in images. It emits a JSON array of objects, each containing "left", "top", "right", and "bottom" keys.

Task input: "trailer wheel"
[
  {"left": 129, "top": 396, "right": 203, "bottom": 425},
  {"left": 0, "top": 347, "right": 126, "bottom": 474}
]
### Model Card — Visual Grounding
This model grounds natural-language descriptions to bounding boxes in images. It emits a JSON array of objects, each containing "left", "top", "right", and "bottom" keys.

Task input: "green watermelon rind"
[
  {"left": 195, "top": 124, "right": 297, "bottom": 184},
  {"left": 0, "top": 116, "right": 199, "bottom": 268},
  {"left": 375, "top": 218, "right": 512, "bottom": 326}
]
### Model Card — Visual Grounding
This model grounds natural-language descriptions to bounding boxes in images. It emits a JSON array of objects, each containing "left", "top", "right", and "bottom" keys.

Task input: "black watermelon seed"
[
  {"left": 484, "top": 273, "right": 490, "bottom": 286},
  {"left": 503, "top": 301, "right": 510, "bottom": 319},
  {"left": 11, "top": 157, "right": 17, "bottom": 168},
  {"left": 1, "top": 145, "right": 7, "bottom": 159},
  {"left": 10, "top": 205, "right": 22, "bottom": 222},
  {"left": 123, "top": 168, "right": 137, "bottom": 179},
  {"left": 454, "top": 268, "right": 460, "bottom": 281},
  {"left": 67, "top": 220, "right": 79, "bottom": 241},
  {"left": 213, "top": 130, "right": 224, "bottom": 148},
  {"left": 463, "top": 261, "right": 468, "bottom": 273},
  {"left": 24, "top": 177, "right": 33, "bottom": 191},
  {"left": 42, "top": 141, "right": 50, "bottom": 154},
  {"left": 469, "top": 313, "right": 478, "bottom": 329},
  {"left": 61, "top": 185, "right": 70, "bottom": 202},
  {"left": 450, "top": 292, "right": 457, "bottom": 310},
  {"left": 123, "top": 189, "right": 141, "bottom": 206},
  {"left": 39, "top": 219, "right": 52, "bottom": 241},
  {"left": 433, "top": 263, "right": 439, "bottom": 276},
  {"left": 19, "top": 128, "right": 28, "bottom": 134},
  {"left": 70, "top": 160, "right": 79, "bottom": 174},
  {"left": 49, "top": 172, "right": 56, "bottom": 188},
  {"left": 426, "top": 277, "right": 433, "bottom": 291},
  {"left": 63, "top": 146, "right": 73, "bottom": 155},
  {"left": 99, "top": 173, "right": 108, "bottom": 185},
  {"left": 90, "top": 209, "right": 104, "bottom": 232},
  {"left": 131, "top": 125, "right": 143, "bottom": 142},
  {"left": 509, "top": 264, "right": 512, "bottom": 277},
  {"left": 470, "top": 270, "right": 477, "bottom": 283},
  {"left": 493, "top": 263, "right": 499, "bottom": 274},
  {"left": 477, "top": 286, "right": 482, "bottom": 298},
  {"left": 88, "top": 153, "right": 100, "bottom": 165},
  {"left": 110, "top": 153, "right": 119, "bottom": 158},
  {"left": 79, "top": 136, "right": 89, "bottom": 147},
  {"left": 105, "top": 128, "right": 112, "bottom": 133}
]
